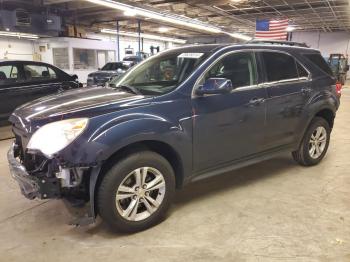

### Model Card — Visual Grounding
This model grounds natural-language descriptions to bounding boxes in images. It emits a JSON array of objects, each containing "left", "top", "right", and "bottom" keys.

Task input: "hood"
[{"left": 11, "top": 87, "right": 149, "bottom": 124}]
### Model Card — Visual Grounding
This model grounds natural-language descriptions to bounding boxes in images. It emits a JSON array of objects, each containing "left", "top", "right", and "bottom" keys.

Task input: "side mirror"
[{"left": 195, "top": 78, "right": 233, "bottom": 96}]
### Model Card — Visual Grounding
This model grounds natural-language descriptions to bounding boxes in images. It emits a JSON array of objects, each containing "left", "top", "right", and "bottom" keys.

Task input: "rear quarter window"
[{"left": 303, "top": 53, "right": 333, "bottom": 76}]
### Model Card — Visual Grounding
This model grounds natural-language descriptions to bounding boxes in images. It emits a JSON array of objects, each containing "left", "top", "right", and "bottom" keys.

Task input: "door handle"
[
  {"left": 248, "top": 98, "right": 265, "bottom": 107},
  {"left": 301, "top": 88, "right": 312, "bottom": 95}
]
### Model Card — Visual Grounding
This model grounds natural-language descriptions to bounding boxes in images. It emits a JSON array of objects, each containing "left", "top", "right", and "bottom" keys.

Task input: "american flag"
[{"left": 255, "top": 19, "right": 289, "bottom": 40}]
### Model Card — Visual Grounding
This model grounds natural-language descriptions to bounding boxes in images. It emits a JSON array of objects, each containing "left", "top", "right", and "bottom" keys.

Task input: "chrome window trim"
[
  {"left": 191, "top": 48, "right": 313, "bottom": 98},
  {"left": 258, "top": 49, "right": 312, "bottom": 85},
  {"left": 191, "top": 49, "right": 259, "bottom": 97}
]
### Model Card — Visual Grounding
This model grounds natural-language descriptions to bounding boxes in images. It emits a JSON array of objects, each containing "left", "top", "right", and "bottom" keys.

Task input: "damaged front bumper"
[
  {"left": 7, "top": 143, "right": 101, "bottom": 226},
  {"left": 7, "top": 143, "right": 60, "bottom": 200}
]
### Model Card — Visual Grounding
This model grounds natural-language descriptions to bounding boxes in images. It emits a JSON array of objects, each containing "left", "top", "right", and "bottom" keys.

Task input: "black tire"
[
  {"left": 97, "top": 151, "right": 175, "bottom": 233},
  {"left": 292, "top": 117, "right": 331, "bottom": 166}
]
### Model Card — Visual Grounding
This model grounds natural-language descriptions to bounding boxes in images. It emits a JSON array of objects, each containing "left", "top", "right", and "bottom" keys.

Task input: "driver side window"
[{"left": 201, "top": 52, "right": 257, "bottom": 89}]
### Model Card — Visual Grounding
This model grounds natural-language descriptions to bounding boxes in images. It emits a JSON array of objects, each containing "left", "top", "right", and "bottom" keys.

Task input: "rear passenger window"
[
  {"left": 262, "top": 52, "right": 298, "bottom": 82},
  {"left": 48, "top": 67, "right": 57, "bottom": 79},
  {"left": 23, "top": 64, "right": 56, "bottom": 81},
  {"left": 296, "top": 62, "right": 309, "bottom": 78},
  {"left": 303, "top": 53, "right": 333, "bottom": 76}
]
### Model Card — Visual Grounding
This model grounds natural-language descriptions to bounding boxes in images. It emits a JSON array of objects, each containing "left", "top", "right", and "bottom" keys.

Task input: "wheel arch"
[
  {"left": 295, "top": 105, "right": 336, "bottom": 150},
  {"left": 315, "top": 108, "right": 335, "bottom": 129},
  {"left": 100, "top": 140, "right": 185, "bottom": 189},
  {"left": 90, "top": 140, "right": 185, "bottom": 217}
]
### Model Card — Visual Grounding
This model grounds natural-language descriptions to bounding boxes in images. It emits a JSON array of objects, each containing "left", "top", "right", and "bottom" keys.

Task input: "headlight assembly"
[{"left": 27, "top": 118, "right": 89, "bottom": 158}]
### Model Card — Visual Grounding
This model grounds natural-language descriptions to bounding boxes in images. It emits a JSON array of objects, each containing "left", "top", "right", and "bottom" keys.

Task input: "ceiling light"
[
  {"left": 101, "top": 29, "right": 186, "bottom": 44},
  {"left": 124, "top": 10, "right": 136, "bottom": 16},
  {"left": 86, "top": 0, "right": 221, "bottom": 33},
  {"left": 85, "top": 0, "right": 252, "bottom": 41},
  {"left": 286, "top": 26, "right": 296, "bottom": 32},
  {"left": 158, "top": 27, "right": 169, "bottom": 33},
  {"left": 0, "top": 31, "right": 39, "bottom": 39},
  {"left": 225, "top": 32, "right": 252, "bottom": 41}
]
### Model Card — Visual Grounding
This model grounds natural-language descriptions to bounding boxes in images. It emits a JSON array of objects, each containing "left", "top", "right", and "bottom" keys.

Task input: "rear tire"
[
  {"left": 97, "top": 151, "right": 175, "bottom": 233},
  {"left": 292, "top": 117, "right": 330, "bottom": 166}
]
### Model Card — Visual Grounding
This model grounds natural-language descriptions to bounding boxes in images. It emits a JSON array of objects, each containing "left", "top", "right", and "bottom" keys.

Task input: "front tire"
[
  {"left": 97, "top": 151, "right": 175, "bottom": 233},
  {"left": 292, "top": 117, "right": 330, "bottom": 166}
]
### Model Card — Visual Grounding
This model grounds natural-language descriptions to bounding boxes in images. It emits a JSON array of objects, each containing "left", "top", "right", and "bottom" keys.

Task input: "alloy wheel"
[
  {"left": 115, "top": 167, "right": 166, "bottom": 221},
  {"left": 308, "top": 126, "right": 327, "bottom": 159}
]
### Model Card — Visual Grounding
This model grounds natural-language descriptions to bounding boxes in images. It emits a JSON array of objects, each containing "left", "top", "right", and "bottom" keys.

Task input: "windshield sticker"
[{"left": 178, "top": 53, "right": 204, "bottom": 59}]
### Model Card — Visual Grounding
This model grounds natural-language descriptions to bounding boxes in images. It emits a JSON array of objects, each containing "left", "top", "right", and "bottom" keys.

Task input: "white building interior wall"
[{"left": 0, "top": 36, "right": 171, "bottom": 83}]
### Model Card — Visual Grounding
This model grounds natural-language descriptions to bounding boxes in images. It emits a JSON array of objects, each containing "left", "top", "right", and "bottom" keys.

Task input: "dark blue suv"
[{"left": 7, "top": 41, "right": 340, "bottom": 232}]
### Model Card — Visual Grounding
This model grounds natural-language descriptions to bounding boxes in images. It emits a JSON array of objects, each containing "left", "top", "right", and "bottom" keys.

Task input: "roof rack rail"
[{"left": 246, "top": 39, "right": 309, "bottom": 48}]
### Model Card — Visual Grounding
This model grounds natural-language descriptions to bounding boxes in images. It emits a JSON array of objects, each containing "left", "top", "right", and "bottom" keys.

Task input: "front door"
[{"left": 192, "top": 51, "right": 268, "bottom": 173}]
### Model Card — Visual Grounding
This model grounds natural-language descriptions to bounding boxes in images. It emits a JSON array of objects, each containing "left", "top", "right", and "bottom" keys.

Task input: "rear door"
[{"left": 259, "top": 51, "right": 311, "bottom": 148}]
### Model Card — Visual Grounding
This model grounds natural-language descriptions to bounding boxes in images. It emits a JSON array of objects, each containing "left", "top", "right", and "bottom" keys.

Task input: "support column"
[
  {"left": 116, "top": 20, "right": 120, "bottom": 61},
  {"left": 138, "top": 20, "right": 141, "bottom": 57}
]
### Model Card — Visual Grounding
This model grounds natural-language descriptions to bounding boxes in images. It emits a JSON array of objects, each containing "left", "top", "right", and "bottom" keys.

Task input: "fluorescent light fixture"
[
  {"left": 85, "top": 0, "right": 252, "bottom": 41},
  {"left": 225, "top": 32, "right": 253, "bottom": 41},
  {"left": 101, "top": 28, "right": 186, "bottom": 44},
  {"left": 0, "top": 31, "right": 39, "bottom": 39},
  {"left": 86, "top": 0, "right": 221, "bottom": 33},
  {"left": 158, "top": 27, "right": 169, "bottom": 33},
  {"left": 124, "top": 10, "right": 136, "bottom": 16},
  {"left": 286, "top": 26, "right": 296, "bottom": 32}
]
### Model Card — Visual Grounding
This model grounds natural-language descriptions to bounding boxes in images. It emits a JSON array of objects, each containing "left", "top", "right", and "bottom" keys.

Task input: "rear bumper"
[{"left": 7, "top": 144, "right": 60, "bottom": 200}]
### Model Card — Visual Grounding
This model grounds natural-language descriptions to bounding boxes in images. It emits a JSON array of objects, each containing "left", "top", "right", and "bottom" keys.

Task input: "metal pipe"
[
  {"left": 116, "top": 19, "right": 120, "bottom": 62},
  {"left": 138, "top": 20, "right": 141, "bottom": 57}
]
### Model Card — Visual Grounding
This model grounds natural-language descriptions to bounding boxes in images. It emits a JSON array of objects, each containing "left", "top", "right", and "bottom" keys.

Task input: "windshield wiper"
[{"left": 112, "top": 84, "right": 141, "bottom": 95}]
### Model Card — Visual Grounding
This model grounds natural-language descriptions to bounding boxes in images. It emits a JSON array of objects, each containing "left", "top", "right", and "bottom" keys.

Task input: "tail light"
[{"left": 336, "top": 82, "right": 342, "bottom": 97}]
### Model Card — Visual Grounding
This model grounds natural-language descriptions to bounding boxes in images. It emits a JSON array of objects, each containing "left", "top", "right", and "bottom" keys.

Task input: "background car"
[
  {"left": 122, "top": 55, "right": 144, "bottom": 67},
  {"left": 87, "top": 62, "right": 129, "bottom": 87},
  {"left": 0, "top": 60, "right": 80, "bottom": 125}
]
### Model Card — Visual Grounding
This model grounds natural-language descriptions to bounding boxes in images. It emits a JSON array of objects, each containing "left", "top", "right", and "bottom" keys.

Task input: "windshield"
[
  {"left": 110, "top": 51, "right": 209, "bottom": 95},
  {"left": 101, "top": 62, "right": 127, "bottom": 71},
  {"left": 123, "top": 56, "right": 139, "bottom": 62}
]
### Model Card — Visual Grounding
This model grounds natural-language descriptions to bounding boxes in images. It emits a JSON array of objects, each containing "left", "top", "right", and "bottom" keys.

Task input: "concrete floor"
[{"left": 0, "top": 90, "right": 349, "bottom": 262}]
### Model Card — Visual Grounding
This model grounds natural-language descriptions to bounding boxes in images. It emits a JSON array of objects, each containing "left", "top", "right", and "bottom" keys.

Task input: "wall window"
[
  {"left": 262, "top": 52, "right": 298, "bottom": 82},
  {"left": 73, "top": 48, "right": 96, "bottom": 70},
  {"left": 53, "top": 48, "right": 69, "bottom": 70}
]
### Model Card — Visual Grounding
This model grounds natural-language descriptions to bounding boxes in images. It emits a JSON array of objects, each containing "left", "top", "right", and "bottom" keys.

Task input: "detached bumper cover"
[
  {"left": 7, "top": 144, "right": 60, "bottom": 200},
  {"left": 8, "top": 143, "right": 99, "bottom": 226}
]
